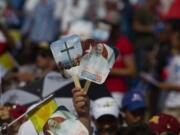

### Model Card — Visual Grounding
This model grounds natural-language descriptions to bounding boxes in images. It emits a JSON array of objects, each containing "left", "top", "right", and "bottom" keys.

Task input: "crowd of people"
[{"left": 0, "top": 0, "right": 180, "bottom": 135}]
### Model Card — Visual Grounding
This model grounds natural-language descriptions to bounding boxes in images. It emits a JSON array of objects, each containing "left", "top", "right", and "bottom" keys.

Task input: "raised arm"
[{"left": 72, "top": 87, "right": 92, "bottom": 134}]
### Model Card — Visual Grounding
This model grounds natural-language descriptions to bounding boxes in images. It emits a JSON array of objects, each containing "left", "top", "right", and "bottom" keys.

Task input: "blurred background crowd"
[{"left": 0, "top": 0, "right": 179, "bottom": 135}]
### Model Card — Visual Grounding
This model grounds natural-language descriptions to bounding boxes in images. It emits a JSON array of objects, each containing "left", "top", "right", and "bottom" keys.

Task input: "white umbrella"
[{"left": 0, "top": 72, "right": 73, "bottom": 105}]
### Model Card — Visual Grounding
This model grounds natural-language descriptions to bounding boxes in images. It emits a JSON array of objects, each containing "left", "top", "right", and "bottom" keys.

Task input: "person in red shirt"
[
  {"left": 107, "top": 37, "right": 136, "bottom": 107},
  {"left": 106, "top": 35, "right": 135, "bottom": 92},
  {"left": 94, "top": 19, "right": 136, "bottom": 107}
]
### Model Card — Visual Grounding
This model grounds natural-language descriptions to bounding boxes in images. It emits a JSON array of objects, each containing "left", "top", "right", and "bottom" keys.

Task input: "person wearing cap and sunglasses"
[{"left": 121, "top": 91, "right": 146, "bottom": 125}]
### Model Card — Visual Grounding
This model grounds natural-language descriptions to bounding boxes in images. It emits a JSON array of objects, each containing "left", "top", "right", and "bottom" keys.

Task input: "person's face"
[
  {"left": 159, "top": 24, "right": 172, "bottom": 43},
  {"left": 44, "top": 117, "right": 65, "bottom": 135},
  {"left": 96, "top": 44, "right": 104, "bottom": 55},
  {"left": 123, "top": 110, "right": 140, "bottom": 125},
  {"left": 0, "top": 106, "right": 11, "bottom": 120},
  {"left": 94, "top": 22, "right": 111, "bottom": 41},
  {"left": 36, "top": 55, "right": 48, "bottom": 69},
  {"left": 170, "top": 32, "right": 180, "bottom": 49},
  {"left": 96, "top": 117, "right": 118, "bottom": 135}
]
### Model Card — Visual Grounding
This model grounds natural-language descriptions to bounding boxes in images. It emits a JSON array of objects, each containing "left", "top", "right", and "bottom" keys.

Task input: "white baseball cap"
[{"left": 91, "top": 97, "right": 119, "bottom": 120}]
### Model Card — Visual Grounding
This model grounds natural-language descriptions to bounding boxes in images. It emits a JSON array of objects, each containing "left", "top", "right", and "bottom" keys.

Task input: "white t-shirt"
[{"left": 165, "top": 55, "right": 180, "bottom": 108}]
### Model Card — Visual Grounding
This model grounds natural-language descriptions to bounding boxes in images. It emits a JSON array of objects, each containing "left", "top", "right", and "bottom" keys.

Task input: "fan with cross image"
[{"left": 50, "top": 34, "right": 118, "bottom": 92}]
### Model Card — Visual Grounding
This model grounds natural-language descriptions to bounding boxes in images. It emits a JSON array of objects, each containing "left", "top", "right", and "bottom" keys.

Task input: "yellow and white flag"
[{"left": 28, "top": 96, "right": 58, "bottom": 132}]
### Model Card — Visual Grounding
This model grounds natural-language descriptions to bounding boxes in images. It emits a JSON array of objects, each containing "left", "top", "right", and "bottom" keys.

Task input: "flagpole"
[
  {"left": 0, "top": 94, "right": 54, "bottom": 132},
  {"left": 7, "top": 112, "right": 27, "bottom": 127}
]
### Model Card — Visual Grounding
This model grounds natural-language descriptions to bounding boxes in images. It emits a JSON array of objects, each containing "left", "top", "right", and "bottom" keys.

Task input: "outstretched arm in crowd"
[
  {"left": 72, "top": 88, "right": 92, "bottom": 134},
  {"left": 159, "top": 82, "right": 180, "bottom": 92},
  {"left": 133, "top": 20, "right": 154, "bottom": 33}
]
